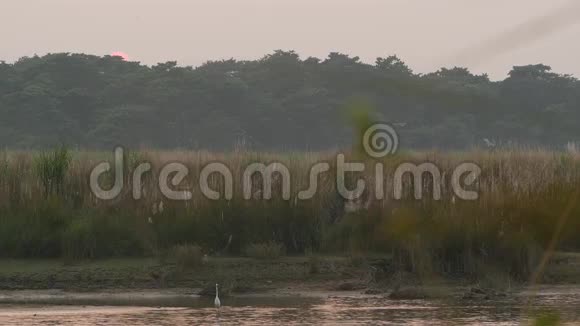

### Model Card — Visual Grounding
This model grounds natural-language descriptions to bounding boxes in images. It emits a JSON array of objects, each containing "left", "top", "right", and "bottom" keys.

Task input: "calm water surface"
[{"left": 0, "top": 287, "right": 579, "bottom": 325}]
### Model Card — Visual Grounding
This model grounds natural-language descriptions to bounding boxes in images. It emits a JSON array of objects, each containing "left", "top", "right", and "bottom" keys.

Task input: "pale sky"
[{"left": 1, "top": 0, "right": 580, "bottom": 80}]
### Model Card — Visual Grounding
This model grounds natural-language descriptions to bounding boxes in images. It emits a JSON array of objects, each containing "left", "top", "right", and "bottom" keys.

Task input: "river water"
[{"left": 0, "top": 286, "right": 579, "bottom": 325}]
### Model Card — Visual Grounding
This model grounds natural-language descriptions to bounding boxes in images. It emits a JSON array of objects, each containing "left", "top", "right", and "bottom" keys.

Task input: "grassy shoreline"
[
  {"left": 0, "top": 256, "right": 366, "bottom": 292},
  {"left": 0, "top": 253, "right": 578, "bottom": 295},
  {"left": 1, "top": 148, "right": 580, "bottom": 283}
]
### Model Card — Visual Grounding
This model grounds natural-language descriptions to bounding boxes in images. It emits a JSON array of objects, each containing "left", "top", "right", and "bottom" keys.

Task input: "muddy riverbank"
[{"left": 0, "top": 253, "right": 578, "bottom": 299}]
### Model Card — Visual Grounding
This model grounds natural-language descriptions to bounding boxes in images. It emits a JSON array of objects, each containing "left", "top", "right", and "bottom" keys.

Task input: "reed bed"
[{"left": 0, "top": 148, "right": 578, "bottom": 279}]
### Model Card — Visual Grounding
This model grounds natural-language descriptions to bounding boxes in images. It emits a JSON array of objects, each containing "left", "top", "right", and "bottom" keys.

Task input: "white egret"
[
  {"left": 214, "top": 283, "right": 221, "bottom": 309},
  {"left": 483, "top": 138, "right": 496, "bottom": 149}
]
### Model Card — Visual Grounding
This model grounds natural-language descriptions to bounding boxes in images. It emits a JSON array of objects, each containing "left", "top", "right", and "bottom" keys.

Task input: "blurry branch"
[{"left": 454, "top": 1, "right": 580, "bottom": 67}]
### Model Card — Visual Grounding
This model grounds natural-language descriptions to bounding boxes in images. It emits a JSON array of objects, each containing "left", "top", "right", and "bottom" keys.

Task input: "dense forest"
[{"left": 0, "top": 51, "right": 578, "bottom": 150}]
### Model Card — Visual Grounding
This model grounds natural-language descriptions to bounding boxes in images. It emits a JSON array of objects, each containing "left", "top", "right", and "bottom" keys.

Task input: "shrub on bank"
[{"left": 170, "top": 244, "right": 204, "bottom": 270}]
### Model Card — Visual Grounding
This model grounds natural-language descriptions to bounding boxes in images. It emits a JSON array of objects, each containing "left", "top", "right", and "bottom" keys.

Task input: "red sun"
[{"left": 111, "top": 51, "right": 129, "bottom": 61}]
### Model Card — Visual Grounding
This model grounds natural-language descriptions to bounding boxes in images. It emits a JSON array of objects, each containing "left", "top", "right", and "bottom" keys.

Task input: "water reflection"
[{"left": 0, "top": 287, "right": 579, "bottom": 325}]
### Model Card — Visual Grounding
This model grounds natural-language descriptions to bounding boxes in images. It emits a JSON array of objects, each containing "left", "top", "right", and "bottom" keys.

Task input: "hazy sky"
[{"left": 1, "top": 0, "right": 580, "bottom": 80}]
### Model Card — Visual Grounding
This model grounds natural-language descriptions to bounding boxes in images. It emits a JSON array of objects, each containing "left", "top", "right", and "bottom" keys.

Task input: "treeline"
[{"left": 0, "top": 51, "right": 579, "bottom": 150}]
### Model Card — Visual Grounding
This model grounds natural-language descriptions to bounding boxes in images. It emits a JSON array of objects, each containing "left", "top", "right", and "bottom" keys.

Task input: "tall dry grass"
[{"left": 0, "top": 147, "right": 578, "bottom": 278}]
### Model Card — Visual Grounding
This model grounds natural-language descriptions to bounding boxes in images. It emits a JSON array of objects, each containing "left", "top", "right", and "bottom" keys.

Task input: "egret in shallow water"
[{"left": 214, "top": 283, "right": 221, "bottom": 309}]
